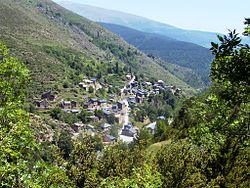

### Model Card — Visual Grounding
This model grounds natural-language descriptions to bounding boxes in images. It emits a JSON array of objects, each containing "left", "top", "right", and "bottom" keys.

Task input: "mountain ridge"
[
  {"left": 100, "top": 22, "right": 213, "bottom": 86},
  {"left": 57, "top": 1, "right": 220, "bottom": 47}
]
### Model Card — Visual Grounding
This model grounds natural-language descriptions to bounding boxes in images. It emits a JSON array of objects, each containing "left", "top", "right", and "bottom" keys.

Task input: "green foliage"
[
  {"left": 133, "top": 128, "right": 153, "bottom": 149},
  {"left": 243, "top": 18, "right": 250, "bottom": 36},
  {"left": 100, "top": 164, "right": 163, "bottom": 188},
  {"left": 156, "top": 29, "right": 250, "bottom": 187},
  {"left": 154, "top": 120, "right": 174, "bottom": 142},
  {"left": 67, "top": 136, "right": 99, "bottom": 187},
  {"left": 98, "top": 144, "right": 146, "bottom": 178},
  {"left": 58, "top": 131, "right": 73, "bottom": 159},
  {"left": 50, "top": 108, "right": 79, "bottom": 125},
  {"left": 210, "top": 30, "right": 250, "bottom": 105},
  {"left": 133, "top": 90, "right": 177, "bottom": 122},
  {"left": 157, "top": 140, "right": 207, "bottom": 187},
  {"left": 0, "top": 42, "right": 36, "bottom": 187},
  {"left": 0, "top": 42, "right": 73, "bottom": 187},
  {"left": 78, "top": 109, "right": 92, "bottom": 124}
]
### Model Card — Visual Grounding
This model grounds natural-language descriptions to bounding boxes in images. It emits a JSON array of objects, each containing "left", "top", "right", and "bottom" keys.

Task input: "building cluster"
[
  {"left": 79, "top": 78, "right": 102, "bottom": 92},
  {"left": 33, "top": 91, "right": 57, "bottom": 110},
  {"left": 122, "top": 79, "right": 182, "bottom": 105},
  {"left": 33, "top": 75, "right": 176, "bottom": 144}
]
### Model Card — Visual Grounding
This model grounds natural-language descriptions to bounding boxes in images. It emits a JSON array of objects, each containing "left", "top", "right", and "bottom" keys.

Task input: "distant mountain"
[
  {"left": 57, "top": 1, "right": 220, "bottom": 48},
  {"left": 0, "top": 0, "right": 195, "bottom": 95},
  {"left": 101, "top": 23, "right": 213, "bottom": 85}
]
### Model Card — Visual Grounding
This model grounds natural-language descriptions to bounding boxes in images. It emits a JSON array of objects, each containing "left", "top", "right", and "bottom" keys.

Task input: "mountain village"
[{"left": 33, "top": 74, "right": 181, "bottom": 144}]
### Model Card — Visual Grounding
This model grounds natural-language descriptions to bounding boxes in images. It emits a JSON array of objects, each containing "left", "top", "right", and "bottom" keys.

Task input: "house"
[
  {"left": 157, "top": 80, "right": 165, "bottom": 86},
  {"left": 71, "top": 122, "right": 84, "bottom": 132},
  {"left": 135, "top": 96, "right": 143, "bottom": 104},
  {"left": 100, "top": 123, "right": 112, "bottom": 132},
  {"left": 128, "top": 97, "right": 136, "bottom": 104},
  {"left": 79, "top": 82, "right": 88, "bottom": 91},
  {"left": 71, "top": 101, "right": 77, "bottom": 108},
  {"left": 85, "top": 124, "right": 95, "bottom": 132},
  {"left": 98, "top": 99, "right": 107, "bottom": 107},
  {"left": 112, "top": 105, "right": 118, "bottom": 113},
  {"left": 83, "top": 79, "right": 94, "bottom": 85},
  {"left": 41, "top": 91, "right": 56, "bottom": 101},
  {"left": 157, "top": 116, "right": 166, "bottom": 120},
  {"left": 91, "top": 78, "right": 97, "bottom": 84},
  {"left": 34, "top": 100, "right": 48, "bottom": 110},
  {"left": 83, "top": 98, "right": 99, "bottom": 110},
  {"left": 103, "top": 134, "right": 116, "bottom": 144},
  {"left": 89, "top": 115, "right": 99, "bottom": 122},
  {"left": 145, "top": 122, "right": 157, "bottom": 134},
  {"left": 89, "top": 98, "right": 98, "bottom": 106},
  {"left": 121, "top": 124, "right": 137, "bottom": 137},
  {"left": 131, "top": 81, "right": 138, "bottom": 87},
  {"left": 117, "top": 101, "right": 126, "bottom": 111},
  {"left": 175, "top": 88, "right": 182, "bottom": 96},
  {"left": 61, "top": 101, "right": 71, "bottom": 109},
  {"left": 102, "top": 109, "right": 112, "bottom": 117},
  {"left": 126, "top": 74, "right": 132, "bottom": 80},
  {"left": 144, "top": 81, "right": 152, "bottom": 87},
  {"left": 136, "top": 91, "right": 145, "bottom": 98},
  {"left": 83, "top": 102, "right": 91, "bottom": 109},
  {"left": 71, "top": 109, "right": 81, "bottom": 114}
]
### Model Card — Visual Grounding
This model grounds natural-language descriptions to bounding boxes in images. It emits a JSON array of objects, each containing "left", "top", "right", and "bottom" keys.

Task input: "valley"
[{"left": 0, "top": 0, "right": 249, "bottom": 187}]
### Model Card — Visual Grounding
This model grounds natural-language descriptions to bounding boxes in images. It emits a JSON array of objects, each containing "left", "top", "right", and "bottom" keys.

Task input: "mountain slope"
[
  {"left": 57, "top": 1, "right": 219, "bottom": 48},
  {"left": 101, "top": 23, "right": 213, "bottom": 85},
  {"left": 0, "top": 0, "right": 195, "bottom": 95}
]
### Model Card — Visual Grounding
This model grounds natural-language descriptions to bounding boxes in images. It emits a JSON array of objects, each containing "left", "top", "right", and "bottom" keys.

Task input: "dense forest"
[
  {"left": 100, "top": 22, "right": 213, "bottom": 87},
  {"left": 0, "top": 19, "right": 249, "bottom": 187}
]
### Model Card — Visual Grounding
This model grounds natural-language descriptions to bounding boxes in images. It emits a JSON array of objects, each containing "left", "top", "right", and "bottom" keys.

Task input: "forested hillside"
[
  {"left": 101, "top": 22, "right": 213, "bottom": 86},
  {"left": 0, "top": 0, "right": 195, "bottom": 96}
]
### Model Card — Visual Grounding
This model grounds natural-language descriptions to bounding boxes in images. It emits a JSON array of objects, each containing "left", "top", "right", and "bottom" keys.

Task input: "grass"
[{"left": 147, "top": 139, "right": 171, "bottom": 155}]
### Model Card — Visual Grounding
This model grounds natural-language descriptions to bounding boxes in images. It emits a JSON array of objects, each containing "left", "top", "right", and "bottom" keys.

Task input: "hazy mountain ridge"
[{"left": 57, "top": 1, "right": 220, "bottom": 48}]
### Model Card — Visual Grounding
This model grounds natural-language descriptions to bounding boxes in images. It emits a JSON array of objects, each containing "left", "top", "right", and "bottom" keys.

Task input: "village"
[{"left": 33, "top": 74, "right": 181, "bottom": 144}]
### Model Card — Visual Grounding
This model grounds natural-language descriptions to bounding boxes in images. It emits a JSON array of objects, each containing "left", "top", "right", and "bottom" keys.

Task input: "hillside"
[
  {"left": 101, "top": 23, "right": 213, "bottom": 86},
  {"left": 57, "top": 1, "right": 220, "bottom": 48},
  {"left": 0, "top": 0, "right": 195, "bottom": 96}
]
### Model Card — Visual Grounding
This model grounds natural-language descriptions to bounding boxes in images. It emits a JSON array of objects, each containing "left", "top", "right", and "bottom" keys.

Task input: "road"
[{"left": 118, "top": 76, "right": 135, "bottom": 143}]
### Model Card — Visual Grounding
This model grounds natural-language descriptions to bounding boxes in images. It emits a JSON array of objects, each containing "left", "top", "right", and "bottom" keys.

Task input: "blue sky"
[{"left": 54, "top": 0, "right": 250, "bottom": 34}]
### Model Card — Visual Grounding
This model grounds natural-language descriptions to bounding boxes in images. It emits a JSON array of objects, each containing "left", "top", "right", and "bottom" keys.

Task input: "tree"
[
  {"left": 210, "top": 30, "right": 250, "bottom": 105},
  {"left": 157, "top": 24, "right": 250, "bottom": 187},
  {"left": 58, "top": 131, "right": 73, "bottom": 159},
  {"left": 0, "top": 42, "right": 73, "bottom": 187},
  {"left": 98, "top": 143, "right": 145, "bottom": 179},
  {"left": 243, "top": 18, "right": 250, "bottom": 36},
  {"left": 100, "top": 164, "right": 163, "bottom": 188},
  {"left": 0, "top": 42, "right": 35, "bottom": 186},
  {"left": 157, "top": 140, "right": 207, "bottom": 187},
  {"left": 67, "top": 136, "right": 99, "bottom": 187},
  {"left": 88, "top": 85, "right": 94, "bottom": 93},
  {"left": 78, "top": 109, "right": 92, "bottom": 123}
]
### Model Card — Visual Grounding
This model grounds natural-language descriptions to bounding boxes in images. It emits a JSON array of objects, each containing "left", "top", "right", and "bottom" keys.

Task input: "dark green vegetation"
[
  {"left": 1, "top": 19, "right": 250, "bottom": 187},
  {"left": 101, "top": 23, "right": 213, "bottom": 87},
  {"left": 0, "top": 0, "right": 195, "bottom": 96}
]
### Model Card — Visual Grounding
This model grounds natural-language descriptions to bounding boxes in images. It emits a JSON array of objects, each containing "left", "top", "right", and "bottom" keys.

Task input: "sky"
[{"left": 54, "top": 0, "right": 250, "bottom": 34}]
